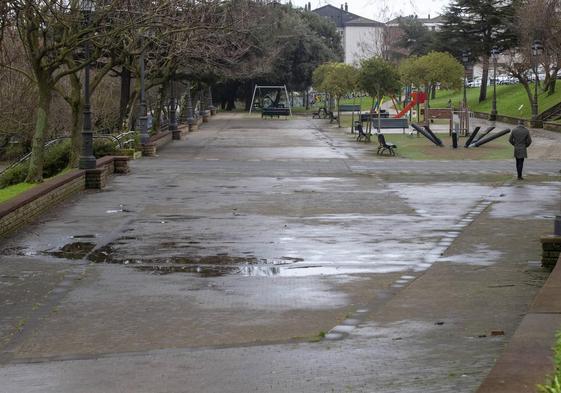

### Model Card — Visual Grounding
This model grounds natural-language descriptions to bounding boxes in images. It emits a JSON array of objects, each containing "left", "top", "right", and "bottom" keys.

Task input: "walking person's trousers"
[{"left": 516, "top": 158, "right": 524, "bottom": 179}]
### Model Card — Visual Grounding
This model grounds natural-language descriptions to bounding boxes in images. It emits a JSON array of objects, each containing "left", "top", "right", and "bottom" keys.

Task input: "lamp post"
[
  {"left": 137, "top": 34, "right": 149, "bottom": 145},
  {"left": 490, "top": 46, "right": 499, "bottom": 121},
  {"left": 531, "top": 39, "right": 544, "bottom": 127},
  {"left": 169, "top": 71, "right": 180, "bottom": 140},
  {"left": 79, "top": 0, "right": 96, "bottom": 170},
  {"left": 461, "top": 50, "right": 471, "bottom": 109}
]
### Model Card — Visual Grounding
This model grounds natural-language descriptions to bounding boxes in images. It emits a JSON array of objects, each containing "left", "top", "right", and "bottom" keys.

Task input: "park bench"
[
  {"left": 312, "top": 107, "right": 328, "bottom": 119},
  {"left": 354, "top": 121, "right": 370, "bottom": 142},
  {"left": 262, "top": 107, "right": 290, "bottom": 119},
  {"left": 339, "top": 104, "right": 361, "bottom": 113},
  {"left": 359, "top": 110, "right": 389, "bottom": 123},
  {"left": 376, "top": 133, "right": 397, "bottom": 156},
  {"left": 370, "top": 117, "right": 409, "bottom": 133}
]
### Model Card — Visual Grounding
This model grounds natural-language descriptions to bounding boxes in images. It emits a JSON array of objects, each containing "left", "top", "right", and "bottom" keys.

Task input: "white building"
[{"left": 313, "top": 4, "right": 385, "bottom": 65}]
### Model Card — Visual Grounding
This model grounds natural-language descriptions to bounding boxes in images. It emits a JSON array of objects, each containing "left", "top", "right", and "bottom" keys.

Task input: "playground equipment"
[
  {"left": 394, "top": 92, "right": 426, "bottom": 119},
  {"left": 469, "top": 129, "right": 510, "bottom": 148},
  {"left": 423, "top": 125, "right": 444, "bottom": 146},
  {"left": 411, "top": 123, "right": 442, "bottom": 147},
  {"left": 464, "top": 126, "right": 481, "bottom": 148},
  {"left": 249, "top": 85, "right": 292, "bottom": 117},
  {"left": 472, "top": 126, "right": 495, "bottom": 144}
]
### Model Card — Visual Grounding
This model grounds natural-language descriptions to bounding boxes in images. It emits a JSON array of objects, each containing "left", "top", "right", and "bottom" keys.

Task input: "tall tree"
[
  {"left": 438, "top": 0, "right": 517, "bottom": 103},
  {"left": 358, "top": 57, "right": 401, "bottom": 132},
  {"left": 312, "top": 62, "right": 357, "bottom": 127},
  {"left": 395, "top": 16, "right": 437, "bottom": 56}
]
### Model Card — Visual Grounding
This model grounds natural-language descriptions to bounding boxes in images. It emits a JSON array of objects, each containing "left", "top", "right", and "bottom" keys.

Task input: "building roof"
[
  {"left": 313, "top": 4, "right": 383, "bottom": 28},
  {"left": 387, "top": 14, "right": 445, "bottom": 26}
]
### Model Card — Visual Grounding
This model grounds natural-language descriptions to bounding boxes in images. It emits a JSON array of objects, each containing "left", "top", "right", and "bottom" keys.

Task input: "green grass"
[
  {"left": 429, "top": 83, "right": 561, "bottom": 119},
  {"left": 335, "top": 83, "right": 561, "bottom": 120},
  {"left": 0, "top": 167, "right": 73, "bottom": 204},
  {"left": 331, "top": 114, "right": 513, "bottom": 160},
  {"left": 537, "top": 331, "right": 561, "bottom": 393},
  {"left": 0, "top": 182, "right": 37, "bottom": 203}
]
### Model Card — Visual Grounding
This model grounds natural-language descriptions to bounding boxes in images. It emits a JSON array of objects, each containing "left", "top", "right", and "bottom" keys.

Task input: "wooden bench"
[
  {"left": 376, "top": 133, "right": 397, "bottom": 156},
  {"left": 371, "top": 117, "right": 409, "bottom": 133},
  {"left": 339, "top": 104, "right": 361, "bottom": 112},
  {"left": 359, "top": 111, "right": 390, "bottom": 123},
  {"left": 354, "top": 122, "right": 370, "bottom": 142},
  {"left": 262, "top": 107, "right": 290, "bottom": 118}
]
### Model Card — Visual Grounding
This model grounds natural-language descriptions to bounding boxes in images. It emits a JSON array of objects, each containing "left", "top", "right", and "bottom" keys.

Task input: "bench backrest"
[
  {"left": 263, "top": 107, "right": 290, "bottom": 115},
  {"left": 377, "top": 133, "right": 389, "bottom": 147},
  {"left": 372, "top": 118, "right": 409, "bottom": 129},
  {"left": 338, "top": 104, "right": 361, "bottom": 112}
]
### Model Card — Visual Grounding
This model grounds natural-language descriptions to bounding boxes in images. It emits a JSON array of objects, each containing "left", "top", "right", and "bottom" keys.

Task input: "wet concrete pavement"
[{"left": 1, "top": 115, "right": 560, "bottom": 392}]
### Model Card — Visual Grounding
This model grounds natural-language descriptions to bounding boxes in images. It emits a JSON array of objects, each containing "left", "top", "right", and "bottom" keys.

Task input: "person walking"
[{"left": 509, "top": 120, "right": 532, "bottom": 180}]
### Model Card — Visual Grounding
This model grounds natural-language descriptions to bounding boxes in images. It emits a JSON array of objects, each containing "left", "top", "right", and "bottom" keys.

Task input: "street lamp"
[
  {"left": 531, "top": 39, "right": 544, "bottom": 127},
  {"left": 461, "top": 50, "right": 471, "bottom": 109},
  {"left": 137, "top": 33, "right": 150, "bottom": 145},
  {"left": 490, "top": 46, "right": 499, "bottom": 121},
  {"left": 79, "top": 0, "right": 96, "bottom": 170},
  {"left": 169, "top": 71, "right": 180, "bottom": 140}
]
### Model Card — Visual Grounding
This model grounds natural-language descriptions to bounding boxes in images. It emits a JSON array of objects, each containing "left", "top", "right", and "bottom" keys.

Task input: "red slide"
[{"left": 393, "top": 92, "right": 426, "bottom": 118}]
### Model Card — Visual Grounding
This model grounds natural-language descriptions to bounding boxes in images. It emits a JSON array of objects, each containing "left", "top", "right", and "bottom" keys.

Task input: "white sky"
[{"left": 290, "top": 0, "right": 451, "bottom": 22}]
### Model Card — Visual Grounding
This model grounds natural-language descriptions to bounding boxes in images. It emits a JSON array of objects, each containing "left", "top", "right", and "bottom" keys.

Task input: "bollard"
[{"left": 555, "top": 215, "right": 561, "bottom": 236}]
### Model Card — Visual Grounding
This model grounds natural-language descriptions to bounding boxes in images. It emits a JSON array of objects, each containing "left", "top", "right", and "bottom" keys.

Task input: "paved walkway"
[{"left": 0, "top": 115, "right": 560, "bottom": 392}]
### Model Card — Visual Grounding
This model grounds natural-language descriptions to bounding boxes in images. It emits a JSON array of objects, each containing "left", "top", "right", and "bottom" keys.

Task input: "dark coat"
[{"left": 509, "top": 125, "right": 532, "bottom": 158}]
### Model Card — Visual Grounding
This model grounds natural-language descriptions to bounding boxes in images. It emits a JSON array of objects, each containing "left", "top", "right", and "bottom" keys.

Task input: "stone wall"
[
  {"left": 541, "top": 235, "right": 561, "bottom": 268},
  {"left": 0, "top": 171, "right": 85, "bottom": 238},
  {"left": 0, "top": 156, "right": 130, "bottom": 239}
]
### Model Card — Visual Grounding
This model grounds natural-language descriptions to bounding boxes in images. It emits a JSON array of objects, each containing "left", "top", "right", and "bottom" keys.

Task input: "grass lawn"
[
  {"left": 429, "top": 84, "right": 561, "bottom": 119},
  {"left": 0, "top": 182, "right": 37, "bottom": 203},
  {"left": 330, "top": 114, "right": 513, "bottom": 160},
  {"left": 0, "top": 168, "right": 74, "bottom": 204},
  {"left": 380, "top": 133, "right": 513, "bottom": 160}
]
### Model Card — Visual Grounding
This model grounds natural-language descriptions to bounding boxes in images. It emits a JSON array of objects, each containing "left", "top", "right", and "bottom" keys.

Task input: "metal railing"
[{"left": 0, "top": 130, "right": 138, "bottom": 176}]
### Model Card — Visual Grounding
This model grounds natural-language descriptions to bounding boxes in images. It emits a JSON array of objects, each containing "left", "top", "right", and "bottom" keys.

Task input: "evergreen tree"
[{"left": 438, "top": 0, "right": 517, "bottom": 102}]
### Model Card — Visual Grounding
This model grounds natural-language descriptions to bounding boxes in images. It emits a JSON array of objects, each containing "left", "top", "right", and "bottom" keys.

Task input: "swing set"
[{"left": 249, "top": 85, "right": 292, "bottom": 118}]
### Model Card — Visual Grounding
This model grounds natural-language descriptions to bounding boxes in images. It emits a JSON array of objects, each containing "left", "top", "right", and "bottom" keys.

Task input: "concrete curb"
[{"left": 477, "top": 254, "right": 561, "bottom": 392}]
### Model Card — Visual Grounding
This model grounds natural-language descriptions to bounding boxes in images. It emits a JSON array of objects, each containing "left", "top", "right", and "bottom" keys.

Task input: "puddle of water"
[{"left": 46, "top": 242, "right": 96, "bottom": 260}]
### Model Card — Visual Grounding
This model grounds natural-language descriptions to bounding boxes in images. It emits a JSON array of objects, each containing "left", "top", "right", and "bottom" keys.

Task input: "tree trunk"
[
  {"left": 424, "top": 85, "right": 430, "bottom": 127},
  {"left": 68, "top": 73, "right": 83, "bottom": 168},
  {"left": 377, "top": 94, "right": 382, "bottom": 133},
  {"left": 336, "top": 96, "right": 341, "bottom": 127},
  {"left": 26, "top": 81, "right": 52, "bottom": 182},
  {"left": 478, "top": 56, "right": 489, "bottom": 103},
  {"left": 431, "top": 84, "right": 436, "bottom": 100},
  {"left": 305, "top": 90, "right": 309, "bottom": 110},
  {"left": 153, "top": 82, "right": 167, "bottom": 133},
  {"left": 521, "top": 81, "right": 536, "bottom": 119},
  {"left": 119, "top": 65, "right": 131, "bottom": 128},
  {"left": 244, "top": 80, "right": 253, "bottom": 111}
]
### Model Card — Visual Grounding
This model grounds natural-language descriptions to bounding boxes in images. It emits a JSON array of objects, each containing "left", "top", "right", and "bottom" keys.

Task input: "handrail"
[{"left": 0, "top": 130, "right": 138, "bottom": 176}]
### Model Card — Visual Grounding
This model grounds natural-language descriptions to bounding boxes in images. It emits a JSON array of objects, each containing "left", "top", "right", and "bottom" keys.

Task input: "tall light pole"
[
  {"left": 79, "top": 0, "right": 96, "bottom": 170},
  {"left": 169, "top": 71, "right": 180, "bottom": 140},
  {"left": 138, "top": 34, "right": 149, "bottom": 145},
  {"left": 531, "top": 39, "right": 544, "bottom": 127},
  {"left": 461, "top": 50, "right": 471, "bottom": 109},
  {"left": 490, "top": 46, "right": 499, "bottom": 121}
]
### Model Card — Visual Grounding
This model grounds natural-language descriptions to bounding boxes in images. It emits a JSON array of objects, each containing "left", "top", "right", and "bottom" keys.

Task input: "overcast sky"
[{"left": 290, "top": 0, "right": 451, "bottom": 22}]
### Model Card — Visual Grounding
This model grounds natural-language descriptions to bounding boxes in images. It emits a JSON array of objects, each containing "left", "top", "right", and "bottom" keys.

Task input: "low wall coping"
[
  {"left": 0, "top": 169, "right": 85, "bottom": 219},
  {"left": 149, "top": 131, "right": 172, "bottom": 143},
  {"left": 0, "top": 155, "right": 130, "bottom": 219}
]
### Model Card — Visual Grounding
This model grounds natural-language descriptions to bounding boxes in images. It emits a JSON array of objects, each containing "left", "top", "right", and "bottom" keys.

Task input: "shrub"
[
  {"left": 93, "top": 139, "right": 118, "bottom": 158},
  {"left": 0, "top": 164, "right": 27, "bottom": 188},
  {"left": 42, "top": 140, "right": 71, "bottom": 178}
]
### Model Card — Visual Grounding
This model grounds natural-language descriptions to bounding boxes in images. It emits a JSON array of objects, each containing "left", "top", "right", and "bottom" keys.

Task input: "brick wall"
[
  {"left": 0, "top": 171, "right": 85, "bottom": 238},
  {"left": 0, "top": 156, "right": 130, "bottom": 239}
]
